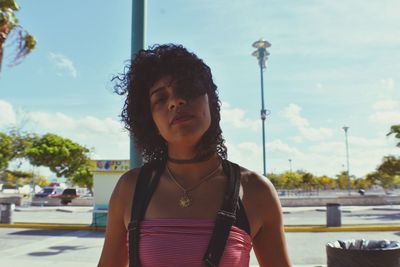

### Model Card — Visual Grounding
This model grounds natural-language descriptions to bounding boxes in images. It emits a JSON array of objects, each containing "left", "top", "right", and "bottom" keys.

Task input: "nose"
[{"left": 168, "top": 94, "right": 186, "bottom": 110}]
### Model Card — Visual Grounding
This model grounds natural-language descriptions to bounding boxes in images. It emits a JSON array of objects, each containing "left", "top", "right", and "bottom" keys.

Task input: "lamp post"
[
  {"left": 252, "top": 39, "right": 271, "bottom": 176},
  {"left": 288, "top": 159, "right": 293, "bottom": 189},
  {"left": 130, "top": 0, "right": 146, "bottom": 168},
  {"left": 342, "top": 126, "right": 351, "bottom": 196}
]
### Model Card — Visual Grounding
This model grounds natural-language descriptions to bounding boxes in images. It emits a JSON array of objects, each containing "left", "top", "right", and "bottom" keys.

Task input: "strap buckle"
[
  {"left": 217, "top": 210, "right": 236, "bottom": 221},
  {"left": 203, "top": 256, "right": 217, "bottom": 267},
  {"left": 128, "top": 220, "right": 139, "bottom": 231}
]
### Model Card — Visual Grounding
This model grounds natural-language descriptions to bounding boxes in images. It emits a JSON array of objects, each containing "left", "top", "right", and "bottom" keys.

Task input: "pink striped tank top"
[{"left": 135, "top": 218, "right": 252, "bottom": 267}]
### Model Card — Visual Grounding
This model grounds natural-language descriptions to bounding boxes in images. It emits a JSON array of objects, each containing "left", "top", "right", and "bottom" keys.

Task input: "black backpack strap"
[
  {"left": 203, "top": 159, "right": 241, "bottom": 267},
  {"left": 128, "top": 161, "right": 164, "bottom": 267}
]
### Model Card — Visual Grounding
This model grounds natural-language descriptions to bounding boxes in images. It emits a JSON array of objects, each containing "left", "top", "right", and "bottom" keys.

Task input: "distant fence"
[{"left": 276, "top": 188, "right": 399, "bottom": 197}]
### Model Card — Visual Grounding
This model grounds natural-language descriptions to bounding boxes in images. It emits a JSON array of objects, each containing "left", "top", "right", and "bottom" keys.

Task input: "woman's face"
[{"left": 149, "top": 76, "right": 212, "bottom": 148}]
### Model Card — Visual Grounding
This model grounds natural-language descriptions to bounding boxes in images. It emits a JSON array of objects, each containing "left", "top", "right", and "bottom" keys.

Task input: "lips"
[{"left": 171, "top": 113, "right": 194, "bottom": 125}]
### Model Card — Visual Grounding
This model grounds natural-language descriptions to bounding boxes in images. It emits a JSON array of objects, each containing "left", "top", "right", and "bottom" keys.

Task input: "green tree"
[
  {"left": 283, "top": 171, "right": 302, "bottom": 189},
  {"left": 267, "top": 172, "right": 284, "bottom": 189},
  {"left": 352, "top": 177, "right": 371, "bottom": 189},
  {"left": 394, "top": 176, "right": 400, "bottom": 188},
  {"left": 0, "top": 132, "right": 13, "bottom": 171},
  {"left": 34, "top": 175, "right": 50, "bottom": 188},
  {"left": 367, "top": 155, "right": 400, "bottom": 190},
  {"left": 300, "top": 172, "right": 318, "bottom": 190},
  {"left": 316, "top": 175, "right": 336, "bottom": 189},
  {"left": 25, "top": 133, "right": 92, "bottom": 188},
  {"left": 387, "top": 124, "right": 400, "bottom": 148},
  {"left": 365, "top": 171, "right": 380, "bottom": 186},
  {"left": 72, "top": 165, "right": 93, "bottom": 193},
  {"left": 377, "top": 155, "right": 400, "bottom": 177},
  {"left": 366, "top": 171, "right": 395, "bottom": 191},
  {"left": 8, "top": 129, "right": 38, "bottom": 159},
  {"left": 7, "top": 169, "right": 32, "bottom": 186},
  {"left": 0, "top": 0, "right": 36, "bottom": 72},
  {"left": 336, "top": 171, "right": 351, "bottom": 190}
]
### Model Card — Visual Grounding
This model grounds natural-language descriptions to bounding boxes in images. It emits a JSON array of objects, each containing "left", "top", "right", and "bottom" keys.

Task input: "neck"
[
  {"left": 166, "top": 153, "right": 221, "bottom": 183},
  {"left": 168, "top": 151, "right": 214, "bottom": 164}
]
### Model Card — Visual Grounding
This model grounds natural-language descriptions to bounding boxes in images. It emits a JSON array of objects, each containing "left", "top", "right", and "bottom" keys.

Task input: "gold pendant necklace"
[
  {"left": 166, "top": 161, "right": 221, "bottom": 208},
  {"left": 179, "top": 192, "right": 192, "bottom": 208}
]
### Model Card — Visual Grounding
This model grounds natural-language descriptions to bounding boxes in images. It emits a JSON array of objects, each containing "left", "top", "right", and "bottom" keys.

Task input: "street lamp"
[
  {"left": 252, "top": 38, "right": 271, "bottom": 176},
  {"left": 130, "top": 0, "right": 146, "bottom": 169},
  {"left": 288, "top": 159, "right": 293, "bottom": 173},
  {"left": 342, "top": 126, "right": 351, "bottom": 196}
]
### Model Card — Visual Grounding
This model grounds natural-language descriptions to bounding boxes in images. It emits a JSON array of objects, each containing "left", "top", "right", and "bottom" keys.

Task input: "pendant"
[{"left": 179, "top": 193, "right": 192, "bottom": 208}]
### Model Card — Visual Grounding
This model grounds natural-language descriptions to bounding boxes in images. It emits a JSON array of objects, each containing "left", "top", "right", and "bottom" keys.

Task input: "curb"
[
  {"left": 0, "top": 222, "right": 105, "bottom": 231},
  {"left": 372, "top": 208, "right": 400, "bottom": 211},
  {"left": 0, "top": 222, "right": 399, "bottom": 232},
  {"left": 285, "top": 224, "right": 400, "bottom": 232}
]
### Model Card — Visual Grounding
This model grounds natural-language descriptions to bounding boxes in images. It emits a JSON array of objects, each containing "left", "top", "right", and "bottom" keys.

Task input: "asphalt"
[{"left": 0, "top": 205, "right": 399, "bottom": 266}]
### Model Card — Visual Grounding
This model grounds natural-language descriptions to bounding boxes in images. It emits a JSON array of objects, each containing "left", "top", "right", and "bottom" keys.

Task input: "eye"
[
  {"left": 154, "top": 96, "right": 167, "bottom": 104},
  {"left": 153, "top": 95, "right": 167, "bottom": 105}
]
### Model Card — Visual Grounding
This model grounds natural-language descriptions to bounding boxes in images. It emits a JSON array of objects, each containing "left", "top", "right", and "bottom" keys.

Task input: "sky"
[{"left": 0, "top": 0, "right": 399, "bottom": 179}]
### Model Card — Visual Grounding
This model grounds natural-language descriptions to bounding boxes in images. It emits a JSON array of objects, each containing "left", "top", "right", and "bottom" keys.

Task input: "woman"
[{"left": 98, "top": 44, "right": 291, "bottom": 267}]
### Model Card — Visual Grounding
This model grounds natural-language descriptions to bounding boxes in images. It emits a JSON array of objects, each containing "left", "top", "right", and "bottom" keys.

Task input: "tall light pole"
[
  {"left": 342, "top": 126, "right": 351, "bottom": 196},
  {"left": 288, "top": 159, "right": 293, "bottom": 188},
  {"left": 130, "top": 0, "right": 146, "bottom": 168},
  {"left": 252, "top": 39, "right": 271, "bottom": 176}
]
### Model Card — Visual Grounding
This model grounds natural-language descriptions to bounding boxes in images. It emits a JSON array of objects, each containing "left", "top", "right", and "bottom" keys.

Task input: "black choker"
[{"left": 167, "top": 153, "right": 215, "bottom": 164}]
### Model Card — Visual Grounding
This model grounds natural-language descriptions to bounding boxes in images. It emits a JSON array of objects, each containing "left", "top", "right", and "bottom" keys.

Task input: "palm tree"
[
  {"left": 387, "top": 124, "right": 400, "bottom": 148},
  {"left": 0, "top": 0, "right": 36, "bottom": 72}
]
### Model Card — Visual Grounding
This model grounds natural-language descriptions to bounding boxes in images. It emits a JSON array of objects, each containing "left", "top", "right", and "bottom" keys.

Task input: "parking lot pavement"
[
  {"left": 9, "top": 205, "right": 400, "bottom": 226},
  {"left": 286, "top": 230, "right": 400, "bottom": 265},
  {"left": 1, "top": 205, "right": 399, "bottom": 266},
  {"left": 283, "top": 205, "right": 400, "bottom": 226},
  {"left": 0, "top": 227, "right": 399, "bottom": 266},
  {"left": 0, "top": 228, "right": 103, "bottom": 267}
]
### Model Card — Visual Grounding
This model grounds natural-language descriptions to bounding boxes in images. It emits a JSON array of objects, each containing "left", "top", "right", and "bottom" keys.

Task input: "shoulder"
[
  {"left": 239, "top": 165, "right": 277, "bottom": 201},
  {"left": 238, "top": 165, "right": 282, "bottom": 223},
  {"left": 109, "top": 167, "right": 142, "bottom": 211},
  {"left": 114, "top": 167, "right": 142, "bottom": 195}
]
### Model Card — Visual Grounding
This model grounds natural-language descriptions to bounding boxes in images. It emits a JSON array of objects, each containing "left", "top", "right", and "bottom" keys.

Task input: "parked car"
[
  {"left": 50, "top": 188, "right": 79, "bottom": 205},
  {"left": 1, "top": 184, "right": 19, "bottom": 194},
  {"left": 34, "top": 187, "right": 63, "bottom": 198}
]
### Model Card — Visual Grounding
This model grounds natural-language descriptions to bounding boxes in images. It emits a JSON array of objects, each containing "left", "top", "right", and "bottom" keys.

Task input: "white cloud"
[
  {"left": 25, "top": 112, "right": 129, "bottom": 159},
  {"left": 226, "top": 139, "right": 304, "bottom": 175},
  {"left": 225, "top": 141, "right": 262, "bottom": 174},
  {"left": 267, "top": 139, "right": 303, "bottom": 158},
  {"left": 381, "top": 78, "right": 395, "bottom": 91},
  {"left": 1, "top": 100, "right": 397, "bottom": 179},
  {"left": 368, "top": 78, "right": 399, "bottom": 125},
  {"left": 221, "top": 102, "right": 259, "bottom": 131},
  {"left": 369, "top": 111, "right": 400, "bottom": 126},
  {"left": 0, "top": 101, "right": 129, "bottom": 161},
  {"left": 350, "top": 136, "right": 388, "bottom": 147},
  {"left": 0, "top": 100, "right": 17, "bottom": 127},
  {"left": 27, "top": 112, "right": 123, "bottom": 136},
  {"left": 373, "top": 99, "right": 399, "bottom": 111},
  {"left": 48, "top": 52, "right": 78, "bottom": 78},
  {"left": 289, "top": 136, "right": 304, "bottom": 143},
  {"left": 283, "top": 104, "right": 333, "bottom": 141},
  {"left": 306, "top": 133, "right": 398, "bottom": 177}
]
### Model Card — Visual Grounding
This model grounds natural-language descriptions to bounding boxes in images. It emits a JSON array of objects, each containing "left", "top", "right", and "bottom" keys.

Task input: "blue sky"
[{"left": 0, "top": 0, "right": 399, "bottom": 178}]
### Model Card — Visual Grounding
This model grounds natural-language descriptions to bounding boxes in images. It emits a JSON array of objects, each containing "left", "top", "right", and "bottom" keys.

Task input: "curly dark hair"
[{"left": 113, "top": 44, "right": 227, "bottom": 162}]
